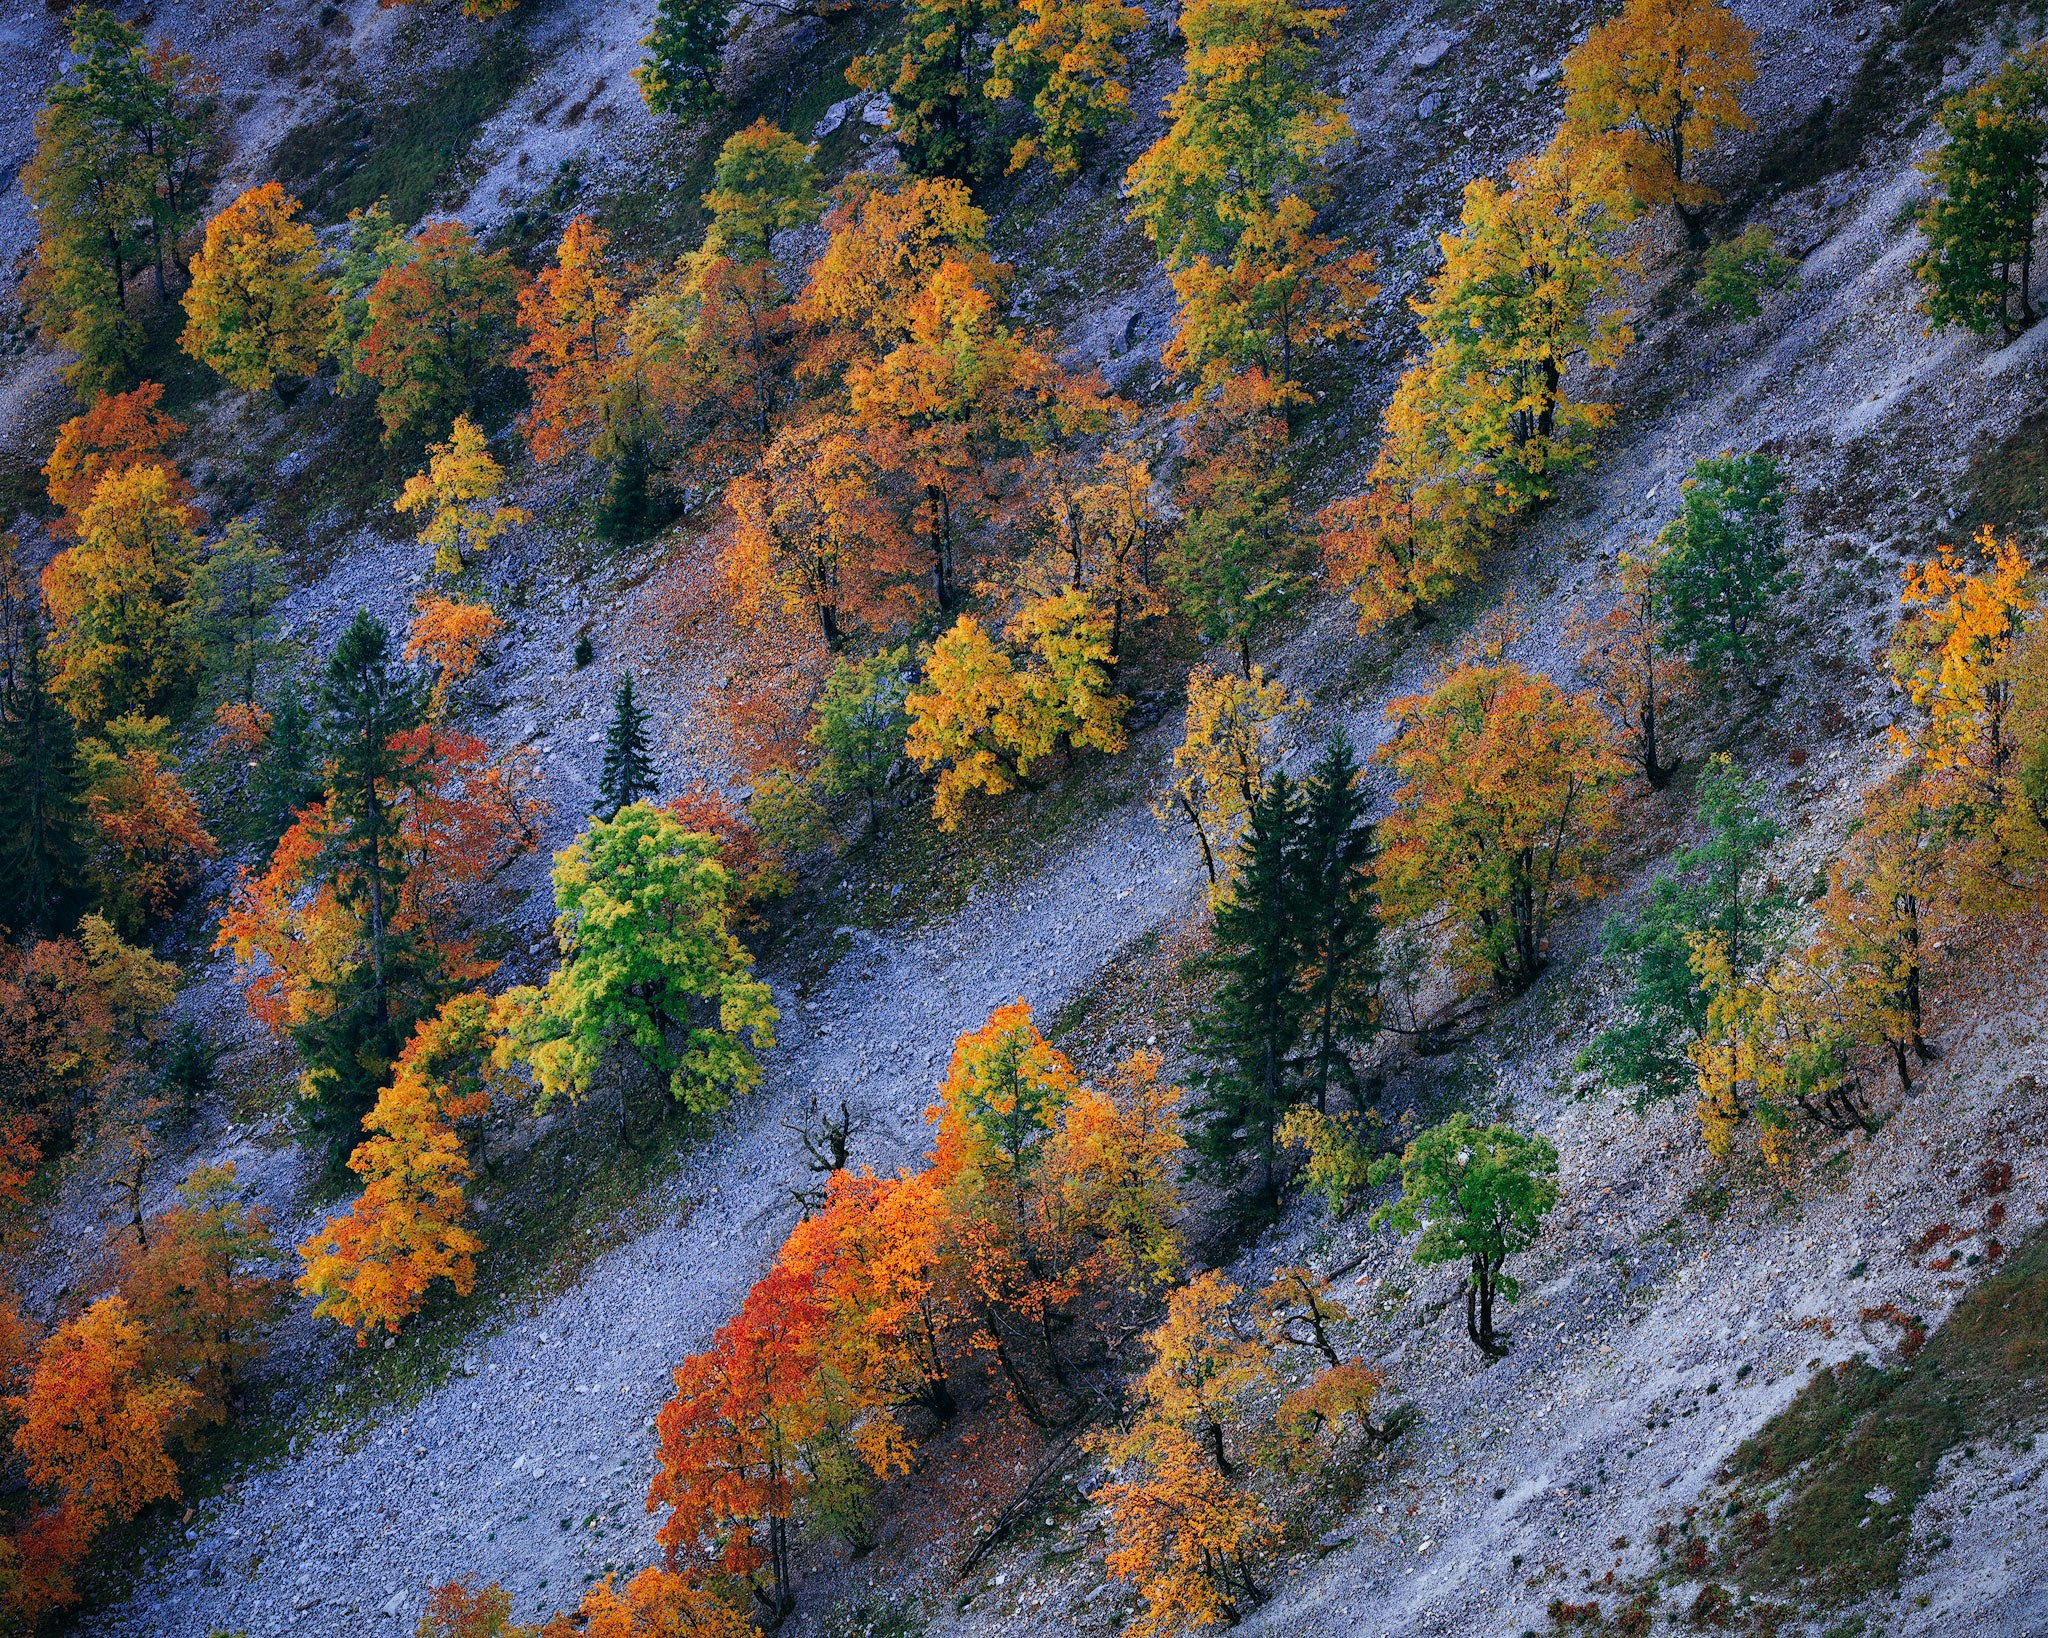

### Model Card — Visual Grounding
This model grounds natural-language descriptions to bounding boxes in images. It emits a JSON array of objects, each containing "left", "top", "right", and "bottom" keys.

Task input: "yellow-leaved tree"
[
  {"left": 394, "top": 415, "right": 529, "bottom": 577},
  {"left": 1152, "top": 662, "right": 1305, "bottom": 892},
  {"left": 1557, "top": 0, "right": 1756, "bottom": 242},
  {"left": 180, "top": 183, "right": 333, "bottom": 392}
]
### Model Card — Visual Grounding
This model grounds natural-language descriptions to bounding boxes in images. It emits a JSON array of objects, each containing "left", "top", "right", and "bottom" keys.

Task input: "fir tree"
[
  {"left": 1294, "top": 730, "right": 1379, "bottom": 1112},
  {"left": 297, "top": 611, "right": 430, "bottom": 1154},
  {"left": 251, "top": 685, "right": 318, "bottom": 859},
  {"left": 1188, "top": 771, "right": 1309, "bottom": 1216},
  {"left": 633, "top": 0, "right": 728, "bottom": 121},
  {"left": 595, "top": 438, "right": 658, "bottom": 544},
  {"left": 0, "top": 627, "right": 90, "bottom": 935},
  {"left": 596, "top": 671, "right": 657, "bottom": 819}
]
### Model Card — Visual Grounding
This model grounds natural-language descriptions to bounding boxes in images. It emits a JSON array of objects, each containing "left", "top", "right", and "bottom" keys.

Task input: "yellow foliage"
[
  {"left": 180, "top": 182, "right": 332, "bottom": 391},
  {"left": 1152, "top": 662, "right": 1305, "bottom": 894},
  {"left": 394, "top": 415, "right": 529, "bottom": 577}
]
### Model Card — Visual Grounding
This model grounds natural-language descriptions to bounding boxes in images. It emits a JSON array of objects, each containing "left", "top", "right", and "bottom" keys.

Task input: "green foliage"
[
  {"left": 189, "top": 518, "right": 286, "bottom": 708},
  {"left": 634, "top": 0, "right": 729, "bottom": 121},
  {"left": 1695, "top": 227, "right": 1798, "bottom": 319},
  {"left": 810, "top": 645, "right": 910, "bottom": 829},
  {"left": 596, "top": 671, "right": 658, "bottom": 819},
  {"left": 1912, "top": 46, "right": 2048, "bottom": 339},
  {"left": 853, "top": 0, "right": 1000, "bottom": 181},
  {"left": 295, "top": 611, "right": 433, "bottom": 1154},
  {"left": 251, "top": 684, "right": 319, "bottom": 859},
  {"left": 1651, "top": 451, "right": 1791, "bottom": 685},
  {"left": 1369, "top": 1111, "right": 1558, "bottom": 1354},
  {"left": 595, "top": 437, "right": 661, "bottom": 544},
  {"left": 703, "top": 121, "right": 821, "bottom": 264},
  {"left": 1293, "top": 729, "right": 1379, "bottom": 1113},
  {"left": 1587, "top": 755, "right": 1790, "bottom": 1103},
  {"left": 0, "top": 626, "right": 91, "bottom": 935},
  {"left": 507, "top": 803, "right": 778, "bottom": 1115},
  {"left": 325, "top": 201, "right": 415, "bottom": 398},
  {"left": 1276, "top": 1105, "right": 1382, "bottom": 1217},
  {"left": 748, "top": 769, "right": 831, "bottom": 857},
  {"left": 1187, "top": 772, "right": 1312, "bottom": 1214}
]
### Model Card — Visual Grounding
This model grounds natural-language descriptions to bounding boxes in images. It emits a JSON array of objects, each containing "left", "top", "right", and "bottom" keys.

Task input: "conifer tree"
[
  {"left": 596, "top": 671, "right": 657, "bottom": 819},
  {"left": 0, "top": 628, "right": 91, "bottom": 935},
  {"left": 634, "top": 0, "right": 729, "bottom": 121},
  {"left": 1293, "top": 730, "right": 1378, "bottom": 1112},
  {"left": 250, "top": 685, "right": 317, "bottom": 859},
  {"left": 1188, "top": 772, "right": 1309, "bottom": 1215},
  {"left": 298, "top": 612, "right": 431, "bottom": 1150},
  {"left": 1651, "top": 451, "right": 1790, "bottom": 687}
]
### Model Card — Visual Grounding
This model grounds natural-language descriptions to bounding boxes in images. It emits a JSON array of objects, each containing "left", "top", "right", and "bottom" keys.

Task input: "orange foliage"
[
  {"left": 295, "top": 993, "right": 508, "bottom": 1340},
  {"left": 216, "top": 730, "right": 542, "bottom": 1036},
  {"left": 538, "top": 1567, "right": 753, "bottom": 1638},
  {"left": 406, "top": 593, "right": 506, "bottom": 704},
  {"left": 85, "top": 734, "right": 217, "bottom": 929},
  {"left": 513, "top": 215, "right": 630, "bottom": 465},
  {"left": 42, "top": 381, "right": 189, "bottom": 530},
  {"left": 7, "top": 1296, "right": 198, "bottom": 1533}
]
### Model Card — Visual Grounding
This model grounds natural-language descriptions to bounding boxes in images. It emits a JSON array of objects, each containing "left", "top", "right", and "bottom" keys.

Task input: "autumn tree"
[
  {"left": 359, "top": 220, "right": 523, "bottom": 444},
  {"left": 987, "top": 0, "right": 1145, "bottom": 177},
  {"left": 1415, "top": 147, "right": 1632, "bottom": 511},
  {"left": 119, "top": 1162, "right": 285, "bottom": 1414},
  {"left": 797, "top": 176, "right": 998, "bottom": 368},
  {"left": 634, "top": 0, "right": 728, "bottom": 120},
  {"left": 327, "top": 201, "right": 414, "bottom": 397},
  {"left": 405, "top": 593, "right": 505, "bottom": 711},
  {"left": 42, "top": 380, "right": 186, "bottom": 531},
  {"left": 1589, "top": 754, "right": 1789, "bottom": 1102},
  {"left": 500, "top": 803, "right": 777, "bottom": 1132},
  {"left": 539, "top": 1568, "right": 753, "bottom": 1638},
  {"left": 1092, "top": 1274, "right": 1275, "bottom": 1635},
  {"left": 811, "top": 646, "right": 911, "bottom": 830},
  {"left": 1569, "top": 541, "right": 1689, "bottom": 788},
  {"left": 1317, "top": 359, "right": 1501, "bottom": 633},
  {"left": 1376, "top": 660, "right": 1628, "bottom": 995},
  {"left": 597, "top": 672, "right": 658, "bottom": 819},
  {"left": 927, "top": 1001, "right": 1088, "bottom": 1422},
  {"left": 1651, "top": 451, "right": 1790, "bottom": 687},
  {"left": 1888, "top": 527, "right": 2038, "bottom": 905},
  {"left": 905, "top": 595, "right": 1128, "bottom": 830},
  {"left": 297, "top": 994, "right": 500, "bottom": 1340},
  {"left": 79, "top": 711, "right": 217, "bottom": 933},
  {"left": 1558, "top": 0, "right": 1756, "bottom": 242},
  {"left": 703, "top": 121, "right": 821, "bottom": 264},
  {"left": 1164, "top": 195, "right": 1378, "bottom": 401},
  {"left": 512, "top": 215, "right": 630, "bottom": 467},
  {"left": 8, "top": 1295, "right": 199, "bottom": 1533},
  {"left": 1124, "top": 0, "right": 1349, "bottom": 268},
  {"left": 1021, "top": 442, "right": 1164, "bottom": 668},
  {"left": 40, "top": 461, "right": 204, "bottom": 728},
  {"left": 396, "top": 415, "right": 529, "bottom": 577},
  {"left": 1153, "top": 661, "right": 1304, "bottom": 890},
  {"left": 1048, "top": 1047, "right": 1185, "bottom": 1291},
  {"left": 180, "top": 182, "right": 331, "bottom": 391},
  {"left": 1370, "top": 1112, "right": 1558, "bottom": 1354}
]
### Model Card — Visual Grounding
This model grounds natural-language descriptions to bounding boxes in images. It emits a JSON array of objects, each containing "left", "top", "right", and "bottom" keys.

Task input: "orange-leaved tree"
[
  {"left": 535, "top": 1567, "right": 753, "bottom": 1638},
  {"left": 406, "top": 592, "right": 506, "bottom": 711},
  {"left": 42, "top": 380, "right": 188, "bottom": 531},
  {"left": 512, "top": 214, "right": 630, "bottom": 466},
  {"left": 79, "top": 712, "right": 216, "bottom": 933},
  {"left": 1567, "top": 541, "right": 1691, "bottom": 789},
  {"left": 295, "top": 991, "right": 507, "bottom": 1341},
  {"left": 1376, "top": 659, "right": 1629, "bottom": 994}
]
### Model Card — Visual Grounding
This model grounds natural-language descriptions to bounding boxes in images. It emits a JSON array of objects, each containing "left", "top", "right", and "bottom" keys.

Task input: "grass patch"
[
  {"left": 1717, "top": 1225, "right": 2048, "bottom": 1605},
  {"left": 275, "top": 28, "right": 533, "bottom": 226},
  {"left": 1956, "top": 401, "right": 2048, "bottom": 537},
  {"left": 1744, "top": 0, "right": 2011, "bottom": 204}
]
